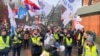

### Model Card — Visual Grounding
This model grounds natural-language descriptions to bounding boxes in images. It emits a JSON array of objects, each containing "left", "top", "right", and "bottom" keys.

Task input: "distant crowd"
[{"left": 0, "top": 23, "right": 99, "bottom": 56}]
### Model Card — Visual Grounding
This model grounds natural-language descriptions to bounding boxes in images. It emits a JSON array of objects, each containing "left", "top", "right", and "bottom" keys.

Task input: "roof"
[{"left": 77, "top": 3, "right": 100, "bottom": 16}]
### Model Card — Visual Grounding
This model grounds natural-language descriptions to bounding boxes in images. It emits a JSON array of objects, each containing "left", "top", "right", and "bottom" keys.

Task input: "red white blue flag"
[{"left": 24, "top": 0, "right": 40, "bottom": 11}]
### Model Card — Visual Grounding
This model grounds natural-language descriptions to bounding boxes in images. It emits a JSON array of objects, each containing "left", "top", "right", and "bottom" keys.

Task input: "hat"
[{"left": 86, "top": 35, "right": 93, "bottom": 42}]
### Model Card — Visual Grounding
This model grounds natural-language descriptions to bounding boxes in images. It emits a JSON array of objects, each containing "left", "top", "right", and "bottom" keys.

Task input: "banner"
[
  {"left": 74, "top": 20, "right": 84, "bottom": 30},
  {"left": 62, "top": 0, "right": 82, "bottom": 14},
  {"left": 7, "top": 3, "right": 17, "bottom": 36},
  {"left": 61, "top": 10, "right": 72, "bottom": 27},
  {"left": 28, "top": 10, "right": 42, "bottom": 16},
  {"left": 73, "top": 15, "right": 82, "bottom": 22},
  {"left": 38, "top": 0, "right": 53, "bottom": 17}
]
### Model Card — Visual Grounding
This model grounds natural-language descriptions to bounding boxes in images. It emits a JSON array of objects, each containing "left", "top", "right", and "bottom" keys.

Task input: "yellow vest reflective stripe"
[
  {"left": 41, "top": 50, "right": 50, "bottom": 56},
  {"left": 78, "top": 33, "right": 81, "bottom": 40},
  {"left": 54, "top": 33, "right": 59, "bottom": 40},
  {"left": 81, "top": 37, "right": 84, "bottom": 46},
  {"left": 0, "top": 36, "right": 10, "bottom": 50},
  {"left": 78, "top": 33, "right": 84, "bottom": 46},
  {"left": 13, "top": 34, "right": 22, "bottom": 44},
  {"left": 31, "top": 37, "right": 42, "bottom": 46},
  {"left": 84, "top": 45, "right": 98, "bottom": 56},
  {"left": 66, "top": 38, "right": 72, "bottom": 46}
]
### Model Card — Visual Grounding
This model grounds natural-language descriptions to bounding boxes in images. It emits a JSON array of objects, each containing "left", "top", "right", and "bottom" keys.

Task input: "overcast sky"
[{"left": 44, "top": 0, "right": 59, "bottom": 6}]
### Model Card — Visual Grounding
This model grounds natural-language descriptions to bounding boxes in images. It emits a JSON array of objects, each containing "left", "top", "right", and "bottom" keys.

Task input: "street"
[{"left": 9, "top": 48, "right": 78, "bottom": 56}]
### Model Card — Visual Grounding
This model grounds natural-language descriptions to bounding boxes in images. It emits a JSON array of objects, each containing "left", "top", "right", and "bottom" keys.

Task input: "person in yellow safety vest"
[
  {"left": 53, "top": 27, "right": 61, "bottom": 48},
  {"left": 30, "top": 29, "right": 43, "bottom": 56},
  {"left": 41, "top": 50, "right": 50, "bottom": 56},
  {"left": 64, "top": 33, "right": 73, "bottom": 56},
  {"left": 53, "top": 28, "right": 60, "bottom": 42},
  {"left": 0, "top": 29, "right": 11, "bottom": 56},
  {"left": 41, "top": 45, "right": 60, "bottom": 56},
  {"left": 12, "top": 28, "right": 23, "bottom": 56},
  {"left": 77, "top": 29, "right": 85, "bottom": 56},
  {"left": 83, "top": 36, "right": 99, "bottom": 56},
  {"left": 40, "top": 45, "right": 51, "bottom": 56}
]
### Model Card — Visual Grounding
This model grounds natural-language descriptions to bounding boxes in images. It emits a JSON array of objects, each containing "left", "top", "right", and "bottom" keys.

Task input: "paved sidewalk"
[
  {"left": 9, "top": 48, "right": 78, "bottom": 56},
  {"left": 96, "top": 43, "right": 100, "bottom": 56},
  {"left": 9, "top": 49, "right": 28, "bottom": 56}
]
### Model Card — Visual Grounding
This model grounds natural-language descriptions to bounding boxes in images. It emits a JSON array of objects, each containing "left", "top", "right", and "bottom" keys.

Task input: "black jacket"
[{"left": 29, "top": 36, "right": 42, "bottom": 54}]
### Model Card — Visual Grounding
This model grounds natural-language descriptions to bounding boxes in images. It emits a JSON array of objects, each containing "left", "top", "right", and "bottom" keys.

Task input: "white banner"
[
  {"left": 7, "top": 3, "right": 17, "bottom": 36},
  {"left": 61, "top": 10, "right": 72, "bottom": 27},
  {"left": 62, "top": 0, "right": 82, "bottom": 14},
  {"left": 39, "top": 0, "right": 53, "bottom": 17},
  {"left": 74, "top": 20, "right": 84, "bottom": 30},
  {"left": 28, "top": 10, "right": 42, "bottom": 17},
  {"left": 73, "top": 15, "right": 82, "bottom": 22},
  {"left": 7, "top": 3, "right": 17, "bottom": 27}
]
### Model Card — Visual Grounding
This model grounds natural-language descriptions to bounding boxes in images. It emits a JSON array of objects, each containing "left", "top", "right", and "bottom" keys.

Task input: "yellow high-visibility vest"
[
  {"left": 41, "top": 50, "right": 50, "bottom": 56},
  {"left": 65, "top": 37, "right": 72, "bottom": 46},
  {"left": 78, "top": 33, "right": 81, "bottom": 40},
  {"left": 84, "top": 45, "right": 98, "bottom": 56},
  {"left": 81, "top": 37, "right": 85, "bottom": 46},
  {"left": 31, "top": 37, "right": 42, "bottom": 46},
  {"left": 13, "top": 34, "right": 22, "bottom": 44},
  {"left": 0, "top": 36, "right": 10, "bottom": 50},
  {"left": 54, "top": 33, "right": 59, "bottom": 40},
  {"left": 78, "top": 33, "right": 85, "bottom": 46}
]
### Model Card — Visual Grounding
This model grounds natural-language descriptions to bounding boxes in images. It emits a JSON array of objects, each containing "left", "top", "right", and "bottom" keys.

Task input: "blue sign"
[
  {"left": 68, "top": 0, "right": 75, "bottom": 3},
  {"left": 18, "top": 7, "right": 27, "bottom": 19},
  {"left": 68, "top": 4, "right": 73, "bottom": 11},
  {"left": 63, "top": 0, "right": 68, "bottom": 5},
  {"left": 62, "top": 0, "right": 73, "bottom": 11}
]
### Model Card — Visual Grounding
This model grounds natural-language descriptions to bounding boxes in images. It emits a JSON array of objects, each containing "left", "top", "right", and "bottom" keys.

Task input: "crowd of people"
[{"left": 0, "top": 24, "right": 99, "bottom": 56}]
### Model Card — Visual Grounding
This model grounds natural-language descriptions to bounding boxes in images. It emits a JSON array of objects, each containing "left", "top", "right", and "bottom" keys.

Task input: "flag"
[
  {"left": 23, "top": 0, "right": 41, "bottom": 17},
  {"left": 61, "top": 10, "right": 72, "bottom": 27},
  {"left": 38, "top": 0, "right": 53, "bottom": 17},
  {"left": 28, "top": 0, "right": 53, "bottom": 17},
  {"left": 74, "top": 20, "right": 84, "bottom": 30},
  {"left": 17, "top": 7, "right": 28, "bottom": 19},
  {"left": 24, "top": 0, "right": 40, "bottom": 10},
  {"left": 73, "top": 15, "right": 82, "bottom": 22},
  {"left": 13, "top": 8, "right": 18, "bottom": 18},
  {"left": 7, "top": 3, "right": 17, "bottom": 36},
  {"left": 62, "top": 0, "right": 82, "bottom": 14},
  {"left": 28, "top": 10, "right": 42, "bottom": 17}
]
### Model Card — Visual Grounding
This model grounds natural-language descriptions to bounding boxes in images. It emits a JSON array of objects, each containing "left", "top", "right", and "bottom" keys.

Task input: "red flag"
[{"left": 24, "top": 0, "right": 40, "bottom": 11}]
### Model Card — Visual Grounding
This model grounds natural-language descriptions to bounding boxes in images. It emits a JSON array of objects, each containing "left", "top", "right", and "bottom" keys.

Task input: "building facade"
[{"left": 76, "top": 0, "right": 100, "bottom": 36}]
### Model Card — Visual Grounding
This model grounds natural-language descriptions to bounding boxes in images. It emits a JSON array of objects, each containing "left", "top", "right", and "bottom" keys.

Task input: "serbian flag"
[{"left": 24, "top": 0, "right": 40, "bottom": 11}]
